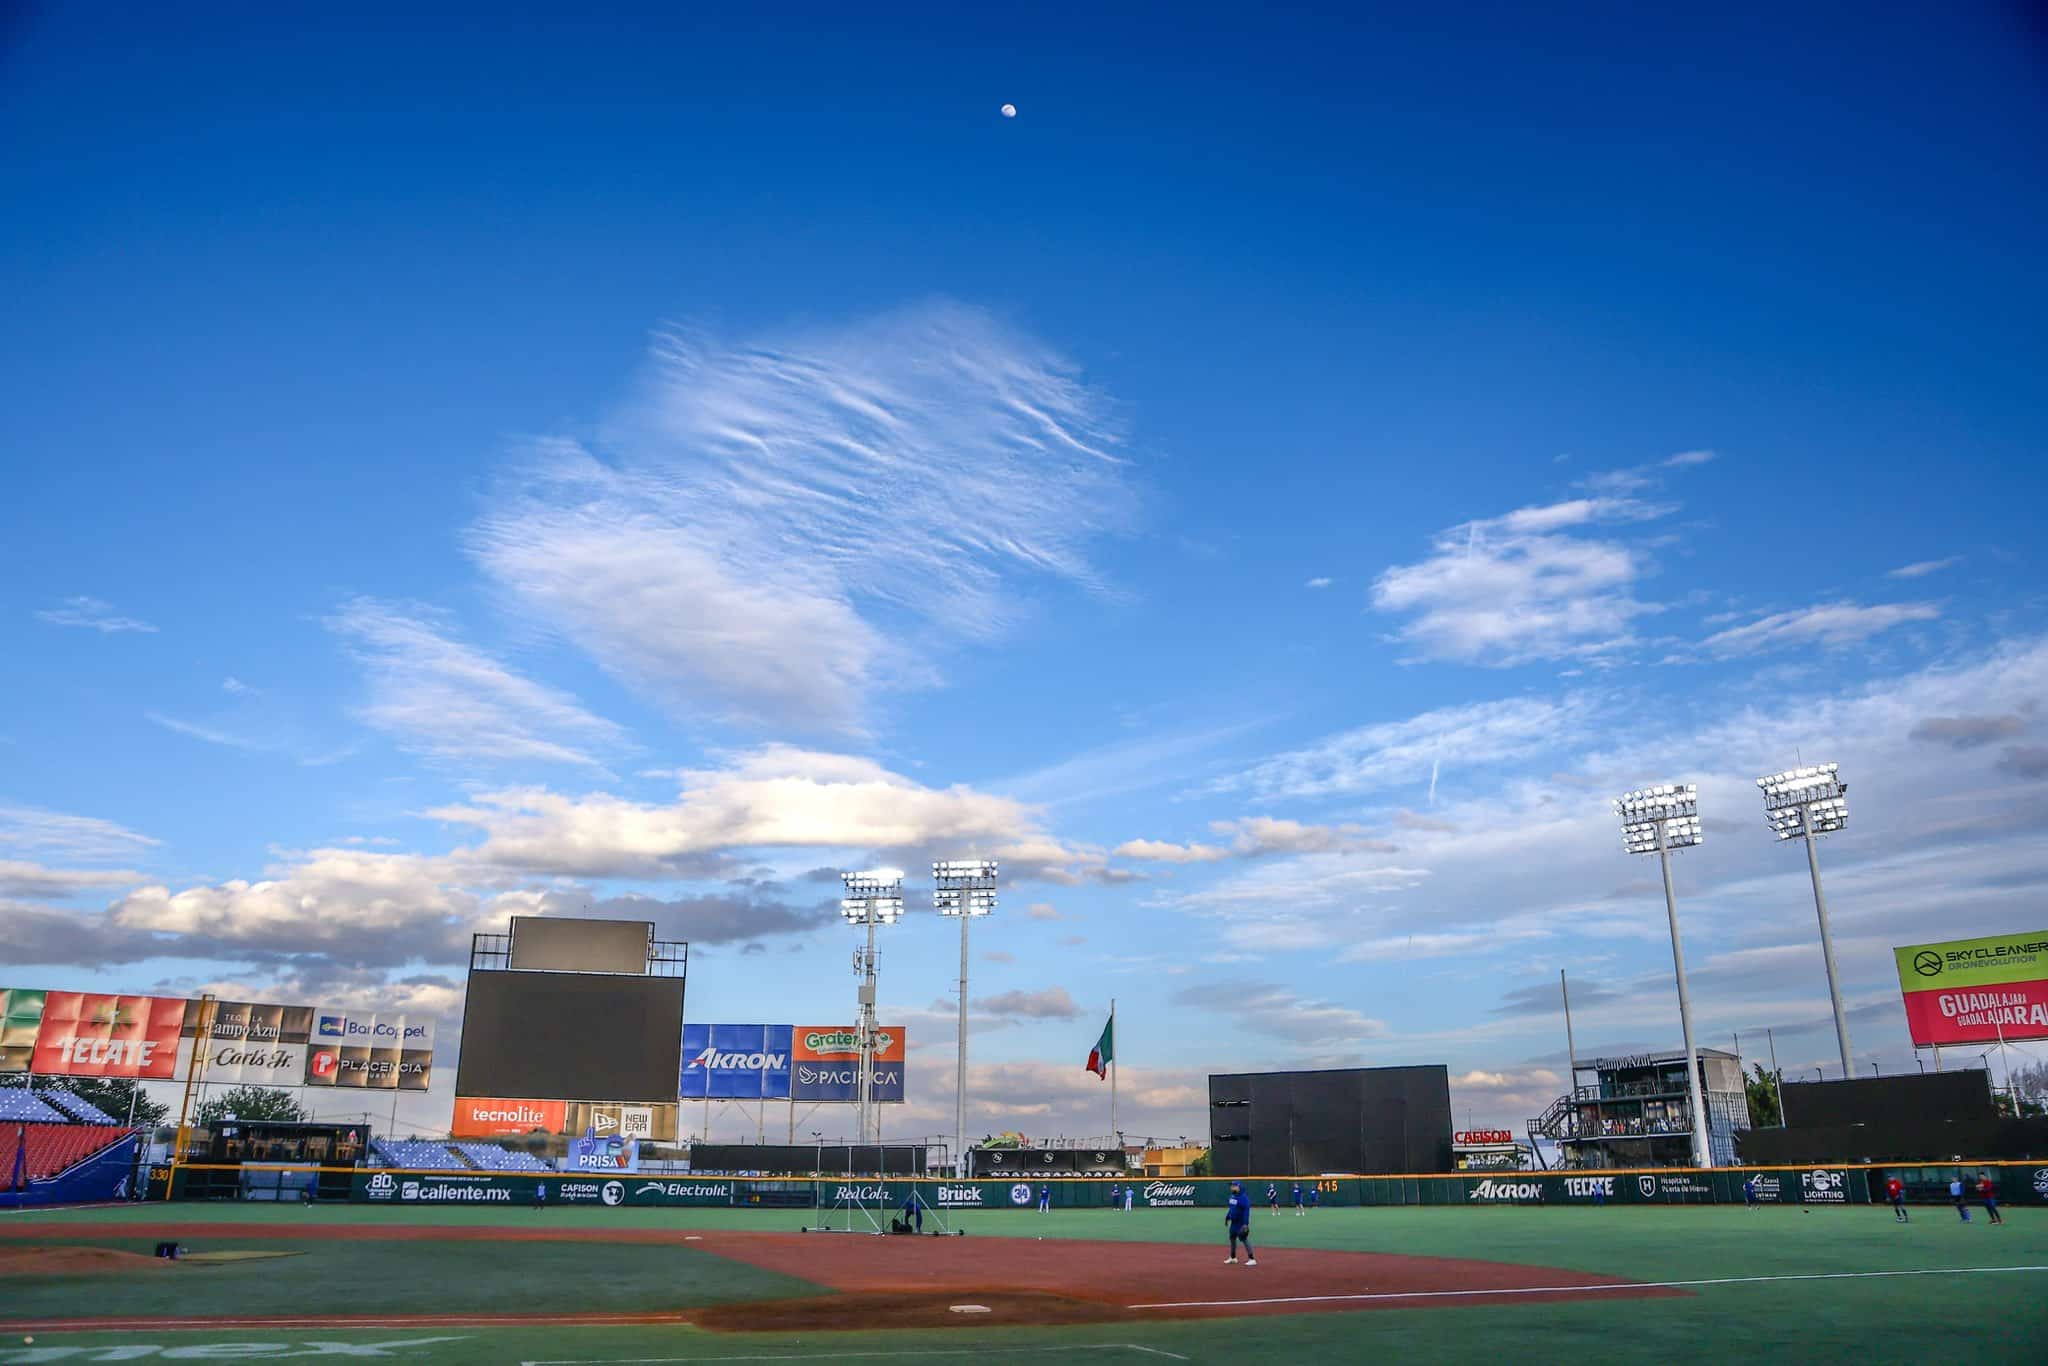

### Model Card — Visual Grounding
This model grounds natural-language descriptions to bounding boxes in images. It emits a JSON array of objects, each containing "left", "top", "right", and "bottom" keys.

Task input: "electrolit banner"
[{"left": 680, "top": 1024, "right": 793, "bottom": 1099}]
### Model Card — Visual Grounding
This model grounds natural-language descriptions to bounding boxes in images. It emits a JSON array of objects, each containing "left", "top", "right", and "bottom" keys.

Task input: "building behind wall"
[{"left": 1530, "top": 1047, "right": 1747, "bottom": 1168}]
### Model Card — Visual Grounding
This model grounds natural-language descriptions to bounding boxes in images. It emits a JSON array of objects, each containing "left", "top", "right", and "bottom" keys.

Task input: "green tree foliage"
[
  {"left": 1745, "top": 1062, "right": 1783, "bottom": 1127},
  {"left": 1186, "top": 1149, "right": 1212, "bottom": 1177},
  {"left": 195, "top": 1085, "right": 311, "bottom": 1127}
]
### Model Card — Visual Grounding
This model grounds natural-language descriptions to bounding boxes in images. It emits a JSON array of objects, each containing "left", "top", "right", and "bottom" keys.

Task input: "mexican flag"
[{"left": 1086, "top": 1013, "right": 1114, "bottom": 1079}]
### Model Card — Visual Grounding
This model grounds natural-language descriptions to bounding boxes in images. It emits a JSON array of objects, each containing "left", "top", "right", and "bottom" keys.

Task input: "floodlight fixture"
[
  {"left": 933, "top": 857, "right": 999, "bottom": 1177},
  {"left": 1615, "top": 780, "right": 1714, "bottom": 1169},
  {"left": 840, "top": 868, "right": 906, "bottom": 1144},
  {"left": 1756, "top": 761, "right": 1854, "bottom": 1080}
]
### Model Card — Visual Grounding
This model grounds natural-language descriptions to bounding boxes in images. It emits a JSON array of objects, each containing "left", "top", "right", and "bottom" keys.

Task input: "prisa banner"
[{"left": 1895, "top": 932, "right": 2048, "bottom": 1046}]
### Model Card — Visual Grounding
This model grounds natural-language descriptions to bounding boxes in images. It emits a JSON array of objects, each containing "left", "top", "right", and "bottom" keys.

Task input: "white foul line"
[
  {"left": 1127, "top": 1263, "right": 2048, "bottom": 1310},
  {"left": 523, "top": 1346, "right": 1191, "bottom": 1364}
]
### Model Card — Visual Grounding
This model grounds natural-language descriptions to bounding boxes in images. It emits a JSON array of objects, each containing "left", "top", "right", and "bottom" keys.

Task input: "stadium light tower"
[
  {"left": 1615, "top": 783, "right": 1715, "bottom": 1169},
  {"left": 841, "top": 869, "right": 904, "bottom": 1147},
  {"left": 934, "top": 858, "right": 998, "bottom": 1179},
  {"left": 1756, "top": 763, "right": 1854, "bottom": 1082}
]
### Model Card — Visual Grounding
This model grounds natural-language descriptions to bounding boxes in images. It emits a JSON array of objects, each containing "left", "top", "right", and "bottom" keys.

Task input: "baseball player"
[
  {"left": 902, "top": 1189, "right": 924, "bottom": 1233},
  {"left": 1743, "top": 1177, "right": 1758, "bottom": 1208},
  {"left": 1885, "top": 1175, "right": 1907, "bottom": 1223},
  {"left": 1108, "top": 1181, "right": 1120, "bottom": 1211},
  {"left": 1292, "top": 1180, "right": 1304, "bottom": 1216},
  {"left": 1977, "top": 1172, "right": 2002, "bottom": 1225},
  {"left": 1949, "top": 1174, "right": 1971, "bottom": 1222},
  {"left": 1225, "top": 1181, "right": 1257, "bottom": 1265},
  {"left": 1266, "top": 1182, "right": 1279, "bottom": 1214},
  {"left": 1123, "top": 1182, "right": 1134, "bottom": 1212},
  {"left": 1038, "top": 1182, "right": 1051, "bottom": 1213},
  {"left": 1306, "top": 1183, "right": 1320, "bottom": 1212}
]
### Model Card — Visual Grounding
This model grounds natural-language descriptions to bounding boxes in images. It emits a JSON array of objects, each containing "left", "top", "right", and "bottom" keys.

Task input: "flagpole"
[{"left": 1109, "top": 998, "right": 1118, "bottom": 1145}]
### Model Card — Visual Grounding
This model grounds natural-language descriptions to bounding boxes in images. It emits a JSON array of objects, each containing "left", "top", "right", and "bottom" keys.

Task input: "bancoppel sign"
[
  {"left": 1562, "top": 1176, "right": 1614, "bottom": 1200},
  {"left": 1467, "top": 1179, "right": 1543, "bottom": 1202},
  {"left": 1800, "top": 1168, "right": 1847, "bottom": 1204},
  {"left": 934, "top": 1183, "right": 984, "bottom": 1207},
  {"left": 1142, "top": 1181, "right": 1196, "bottom": 1207},
  {"left": 365, "top": 1172, "right": 397, "bottom": 1202},
  {"left": 307, "top": 1008, "right": 433, "bottom": 1091}
]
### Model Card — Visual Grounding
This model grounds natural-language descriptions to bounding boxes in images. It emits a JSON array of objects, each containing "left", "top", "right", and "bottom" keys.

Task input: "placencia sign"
[{"left": 1895, "top": 932, "right": 2048, "bottom": 1046}]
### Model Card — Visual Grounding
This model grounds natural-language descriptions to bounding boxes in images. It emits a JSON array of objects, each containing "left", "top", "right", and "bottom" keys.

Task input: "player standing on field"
[
  {"left": 1266, "top": 1182, "right": 1279, "bottom": 1214},
  {"left": 1307, "top": 1184, "right": 1320, "bottom": 1212},
  {"left": 1978, "top": 1172, "right": 2002, "bottom": 1225},
  {"left": 1038, "top": 1182, "right": 1050, "bottom": 1213},
  {"left": 1225, "top": 1181, "right": 1257, "bottom": 1265},
  {"left": 1886, "top": 1175, "right": 1907, "bottom": 1223},
  {"left": 1949, "top": 1174, "right": 1971, "bottom": 1222},
  {"left": 1292, "top": 1180, "right": 1304, "bottom": 1216}
]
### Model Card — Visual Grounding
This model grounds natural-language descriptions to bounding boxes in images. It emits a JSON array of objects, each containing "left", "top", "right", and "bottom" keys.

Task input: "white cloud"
[
  {"left": 1224, "top": 696, "right": 1585, "bottom": 800},
  {"left": 1661, "top": 449, "right": 1715, "bottom": 468},
  {"left": 470, "top": 302, "right": 1137, "bottom": 733},
  {"left": 1372, "top": 498, "right": 1669, "bottom": 664},
  {"left": 428, "top": 745, "right": 1072, "bottom": 880},
  {"left": 1305, "top": 576, "right": 1332, "bottom": 589},
  {"left": 327, "top": 597, "right": 627, "bottom": 768},
  {"left": 1208, "top": 816, "right": 1396, "bottom": 856},
  {"left": 0, "top": 859, "right": 146, "bottom": 900},
  {"left": 1027, "top": 902, "right": 1062, "bottom": 921},
  {"left": 1170, "top": 980, "right": 1387, "bottom": 1049},
  {"left": 1886, "top": 557, "right": 1960, "bottom": 580},
  {"left": 976, "top": 987, "right": 1082, "bottom": 1020},
  {"left": 1112, "top": 837, "right": 1229, "bottom": 864},
  {"left": 1701, "top": 601, "right": 1940, "bottom": 656},
  {"left": 35, "top": 596, "right": 157, "bottom": 634},
  {"left": 222, "top": 677, "right": 254, "bottom": 695},
  {"left": 0, "top": 805, "right": 159, "bottom": 862}
]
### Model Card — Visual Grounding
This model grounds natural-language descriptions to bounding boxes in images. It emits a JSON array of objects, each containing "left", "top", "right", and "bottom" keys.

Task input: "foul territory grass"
[{"left": 3, "top": 1203, "right": 2044, "bottom": 1363}]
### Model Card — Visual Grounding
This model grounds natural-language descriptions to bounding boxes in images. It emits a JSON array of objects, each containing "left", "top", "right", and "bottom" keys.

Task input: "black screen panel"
[{"left": 454, "top": 970, "right": 685, "bottom": 1102}]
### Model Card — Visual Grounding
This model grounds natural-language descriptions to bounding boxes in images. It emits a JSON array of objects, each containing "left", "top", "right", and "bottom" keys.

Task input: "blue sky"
[{"left": 4, "top": 3, "right": 2046, "bottom": 1141}]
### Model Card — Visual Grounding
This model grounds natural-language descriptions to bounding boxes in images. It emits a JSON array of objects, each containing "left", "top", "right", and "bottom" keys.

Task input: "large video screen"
[
  {"left": 454, "top": 970, "right": 685, "bottom": 1102},
  {"left": 509, "top": 916, "right": 651, "bottom": 975}
]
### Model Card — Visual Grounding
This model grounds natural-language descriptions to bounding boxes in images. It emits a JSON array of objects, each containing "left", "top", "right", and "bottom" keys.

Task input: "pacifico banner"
[
  {"left": 1895, "top": 932, "right": 2048, "bottom": 1046},
  {"left": 30, "top": 992, "right": 187, "bottom": 1079},
  {"left": 792, "top": 1024, "right": 907, "bottom": 1103}
]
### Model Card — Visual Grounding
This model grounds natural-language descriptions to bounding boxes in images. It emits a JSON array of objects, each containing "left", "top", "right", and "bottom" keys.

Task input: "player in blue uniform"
[
  {"left": 1292, "top": 1181, "right": 1304, "bottom": 1216},
  {"left": 1949, "top": 1175, "right": 1970, "bottom": 1221},
  {"left": 1225, "top": 1181, "right": 1257, "bottom": 1265},
  {"left": 902, "top": 1189, "right": 924, "bottom": 1232},
  {"left": 1306, "top": 1184, "right": 1320, "bottom": 1212},
  {"left": 1266, "top": 1182, "right": 1279, "bottom": 1213},
  {"left": 1108, "top": 1181, "right": 1121, "bottom": 1211},
  {"left": 1038, "top": 1183, "right": 1050, "bottom": 1213}
]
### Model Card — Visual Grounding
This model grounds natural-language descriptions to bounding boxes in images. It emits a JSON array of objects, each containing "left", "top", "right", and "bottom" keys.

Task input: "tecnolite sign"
[{"left": 1895, "top": 932, "right": 2048, "bottom": 1046}]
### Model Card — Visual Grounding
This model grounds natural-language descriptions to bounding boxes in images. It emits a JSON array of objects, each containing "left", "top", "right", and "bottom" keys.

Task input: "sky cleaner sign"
[{"left": 1895, "top": 932, "right": 2048, "bottom": 1046}]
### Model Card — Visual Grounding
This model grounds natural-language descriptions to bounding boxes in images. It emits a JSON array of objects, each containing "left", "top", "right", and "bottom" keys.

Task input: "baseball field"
[{"left": 1, "top": 1201, "right": 2043, "bottom": 1363}]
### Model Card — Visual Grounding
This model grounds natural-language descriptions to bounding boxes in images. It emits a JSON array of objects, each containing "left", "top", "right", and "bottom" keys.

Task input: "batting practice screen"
[
  {"left": 1208, "top": 1064, "right": 1453, "bottom": 1176},
  {"left": 453, "top": 970, "right": 686, "bottom": 1102}
]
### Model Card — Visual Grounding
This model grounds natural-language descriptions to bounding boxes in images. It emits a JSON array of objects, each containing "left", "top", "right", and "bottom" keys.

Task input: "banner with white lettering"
[
  {"left": 30, "top": 991, "right": 188, "bottom": 1079},
  {"left": 305, "top": 1008, "right": 434, "bottom": 1090}
]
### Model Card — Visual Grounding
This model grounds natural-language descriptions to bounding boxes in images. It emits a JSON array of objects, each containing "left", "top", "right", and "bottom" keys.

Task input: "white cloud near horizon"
[
  {"left": 1223, "top": 696, "right": 1587, "bottom": 801},
  {"left": 1700, "top": 600, "right": 1941, "bottom": 656},
  {"left": 1886, "top": 557, "right": 1961, "bottom": 580},
  {"left": 469, "top": 302, "right": 1138, "bottom": 734},
  {"left": 0, "top": 805, "right": 160, "bottom": 862}
]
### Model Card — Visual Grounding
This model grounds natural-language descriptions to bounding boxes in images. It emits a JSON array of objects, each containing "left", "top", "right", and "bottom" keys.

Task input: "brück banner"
[
  {"left": 1894, "top": 932, "right": 2048, "bottom": 1046},
  {"left": 305, "top": 1008, "right": 435, "bottom": 1090}
]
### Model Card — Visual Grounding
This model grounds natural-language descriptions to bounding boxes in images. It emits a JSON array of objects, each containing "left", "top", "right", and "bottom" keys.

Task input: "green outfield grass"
[{"left": 2, "top": 1203, "right": 2044, "bottom": 1363}]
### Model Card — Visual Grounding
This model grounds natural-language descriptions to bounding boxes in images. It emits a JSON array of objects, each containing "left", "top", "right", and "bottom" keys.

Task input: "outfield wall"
[{"left": 155, "top": 1160, "right": 2048, "bottom": 1209}]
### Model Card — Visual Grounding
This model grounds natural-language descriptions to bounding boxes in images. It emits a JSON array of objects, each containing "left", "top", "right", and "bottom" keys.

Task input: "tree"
[
  {"left": 1186, "top": 1149, "right": 1212, "bottom": 1177},
  {"left": 2012, "top": 1061, "right": 2048, "bottom": 1105},
  {"left": 1744, "top": 1063, "right": 1783, "bottom": 1127},
  {"left": 195, "top": 1085, "right": 310, "bottom": 1127}
]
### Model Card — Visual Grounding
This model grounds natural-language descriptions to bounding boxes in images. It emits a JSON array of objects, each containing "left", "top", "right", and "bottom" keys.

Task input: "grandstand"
[
  {"left": 0, "top": 1090, "right": 68, "bottom": 1124},
  {"left": 371, "top": 1137, "right": 552, "bottom": 1172},
  {"left": 0, "top": 1124, "right": 131, "bottom": 1183},
  {"left": 39, "top": 1088, "right": 120, "bottom": 1124}
]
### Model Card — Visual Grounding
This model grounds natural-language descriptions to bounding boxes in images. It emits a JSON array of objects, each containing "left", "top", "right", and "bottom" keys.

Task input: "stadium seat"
[
  {"left": 0, "top": 1122, "right": 132, "bottom": 1183},
  {"left": 40, "top": 1089, "right": 121, "bottom": 1124},
  {"left": 0, "top": 1091, "right": 68, "bottom": 1124}
]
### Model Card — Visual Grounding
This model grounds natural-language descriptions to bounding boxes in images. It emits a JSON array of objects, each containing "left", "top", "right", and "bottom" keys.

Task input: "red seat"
[{"left": 0, "top": 1123, "right": 130, "bottom": 1185}]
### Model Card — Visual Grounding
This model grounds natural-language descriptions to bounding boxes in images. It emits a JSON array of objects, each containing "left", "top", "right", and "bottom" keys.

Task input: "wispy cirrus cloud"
[
  {"left": 0, "top": 804, "right": 159, "bottom": 862},
  {"left": 1222, "top": 696, "right": 1587, "bottom": 801},
  {"left": 1886, "top": 557, "right": 1961, "bottom": 580},
  {"left": 470, "top": 301, "right": 1139, "bottom": 734},
  {"left": 1700, "top": 600, "right": 1940, "bottom": 657},
  {"left": 36, "top": 596, "right": 157, "bottom": 634},
  {"left": 327, "top": 597, "right": 627, "bottom": 769}
]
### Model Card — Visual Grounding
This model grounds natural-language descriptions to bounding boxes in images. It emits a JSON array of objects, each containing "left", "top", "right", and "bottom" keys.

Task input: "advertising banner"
[
  {"left": 187, "top": 1000, "right": 316, "bottom": 1085},
  {"left": 566, "top": 1134, "right": 641, "bottom": 1173},
  {"left": 567, "top": 1102, "right": 675, "bottom": 1142},
  {"left": 792, "top": 1023, "right": 906, "bottom": 1103},
  {"left": 30, "top": 992, "right": 187, "bottom": 1079},
  {"left": 680, "top": 1023, "right": 793, "bottom": 1099},
  {"left": 0, "top": 988, "right": 47, "bottom": 1073},
  {"left": 306, "top": 1008, "right": 434, "bottom": 1090},
  {"left": 357, "top": 1171, "right": 738, "bottom": 1207},
  {"left": 451, "top": 1096, "right": 567, "bottom": 1137},
  {"left": 1895, "top": 932, "right": 2048, "bottom": 1046}
]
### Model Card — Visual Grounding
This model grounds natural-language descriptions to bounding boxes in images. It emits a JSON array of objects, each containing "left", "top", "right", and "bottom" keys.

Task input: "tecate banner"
[
  {"left": 30, "top": 992, "right": 187, "bottom": 1079},
  {"left": 1895, "top": 932, "right": 2048, "bottom": 1045},
  {"left": 305, "top": 1008, "right": 435, "bottom": 1090},
  {"left": 680, "top": 1023, "right": 794, "bottom": 1099}
]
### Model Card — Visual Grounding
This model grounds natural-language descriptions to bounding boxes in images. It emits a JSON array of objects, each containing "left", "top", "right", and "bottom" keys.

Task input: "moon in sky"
[{"left": 1000, "top": 103, "right": 1017, "bottom": 118}]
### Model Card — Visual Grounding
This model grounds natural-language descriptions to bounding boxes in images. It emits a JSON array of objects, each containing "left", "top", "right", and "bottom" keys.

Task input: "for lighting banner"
[
  {"left": 30, "top": 992, "right": 187, "bottom": 1079},
  {"left": 1895, "top": 932, "right": 2048, "bottom": 1046}
]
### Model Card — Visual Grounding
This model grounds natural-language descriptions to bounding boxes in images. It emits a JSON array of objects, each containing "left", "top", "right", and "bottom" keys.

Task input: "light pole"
[
  {"left": 1757, "top": 764, "right": 1854, "bottom": 1083},
  {"left": 934, "top": 858, "right": 998, "bottom": 1179},
  {"left": 1616, "top": 782, "right": 1715, "bottom": 1169},
  {"left": 840, "top": 869, "right": 904, "bottom": 1148}
]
